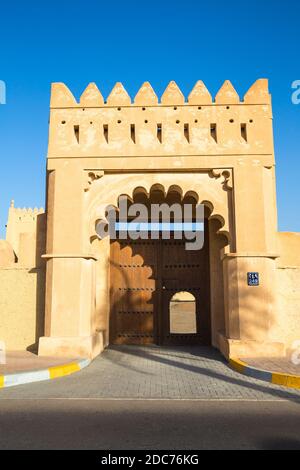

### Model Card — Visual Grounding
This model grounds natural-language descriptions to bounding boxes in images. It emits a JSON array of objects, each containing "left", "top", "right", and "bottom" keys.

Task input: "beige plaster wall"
[
  {"left": 0, "top": 267, "right": 45, "bottom": 350},
  {"left": 273, "top": 232, "right": 300, "bottom": 351},
  {"left": 277, "top": 232, "right": 300, "bottom": 267},
  {"left": 275, "top": 267, "right": 300, "bottom": 352},
  {"left": 208, "top": 219, "right": 228, "bottom": 347},
  {"left": 0, "top": 203, "right": 46, "bottom": 351},
  {"left": 91, "top": 237, "right": 110, "bottom": 347},
  {"left": 0, "top": 240, "right": 15, "bottom": 267},
  {"left": 6, "top": 204, "right": 46, "bottom": 266}
]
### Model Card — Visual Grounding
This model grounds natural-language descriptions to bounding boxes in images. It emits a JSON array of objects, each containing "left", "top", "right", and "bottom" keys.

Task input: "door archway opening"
[{"left": 107, "top": 185, "right": 227, "bottom": 347}]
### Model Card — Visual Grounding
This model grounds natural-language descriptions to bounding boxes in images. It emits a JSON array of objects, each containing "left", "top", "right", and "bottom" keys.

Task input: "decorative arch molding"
[
  {"left": 84, "top": 170, "right": 104, "bottom": 192},
  {"left": 84, "top": 171, "right": 234, "bottom": 251},
  {"left": 209, "top": 169, "right": 233, "bottom": 190}
]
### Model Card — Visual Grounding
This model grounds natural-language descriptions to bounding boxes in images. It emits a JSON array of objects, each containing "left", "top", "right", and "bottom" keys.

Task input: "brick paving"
[
  {"left": 1, "top": 345, "right": 300, "bottom": 400},
  {"left": 88, "top": 345, "right": 300, "bottom": 400}
]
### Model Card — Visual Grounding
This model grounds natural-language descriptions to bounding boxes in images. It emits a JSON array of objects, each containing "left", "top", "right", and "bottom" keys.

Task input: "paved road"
[
  {"left": 1, "top": 346, "right": 300, "bottom": 449},
  {"left": 0, "top": 399, "right": 300, "bottom": 450}
]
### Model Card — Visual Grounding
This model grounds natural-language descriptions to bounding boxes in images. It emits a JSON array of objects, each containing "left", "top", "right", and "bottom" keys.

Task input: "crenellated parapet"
[
  {"left": 50, "top": 79, "right": 271, "bottom": 108},
  {"left": 8, "top": 200, "right": 45, "bottom": 220},
  {"left": 6, "top": 201, "right": 45, "bottom": 264},
  {"left": 48, "top": 79, "right": 274, "bottom": 158}
]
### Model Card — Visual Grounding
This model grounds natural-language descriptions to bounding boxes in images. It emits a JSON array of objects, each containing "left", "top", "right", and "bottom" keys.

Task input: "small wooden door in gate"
[{"left": 160, "top": 234, "right": 211, "bottom": 345}]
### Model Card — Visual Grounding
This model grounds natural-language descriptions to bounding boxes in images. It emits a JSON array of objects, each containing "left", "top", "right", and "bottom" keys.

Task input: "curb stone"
[
  {"left": 229, "top": 357, "right": 300, "bottom": 389},
  {"left": 0, "top": 358, "right": 91, "bottom": 388}
]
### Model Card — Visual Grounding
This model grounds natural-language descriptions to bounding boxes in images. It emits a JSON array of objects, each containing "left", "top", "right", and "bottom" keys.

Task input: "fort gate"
[
  {"left": 38, "top": 78, "right": 281, "bottom": 359},
  {"left": 1, "top": 79, "right": 300, "bottom": 360}
]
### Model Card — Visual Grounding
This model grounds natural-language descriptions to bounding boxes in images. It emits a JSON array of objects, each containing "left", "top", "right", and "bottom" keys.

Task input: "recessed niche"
[
  {"left": 157, "top": 123, "right": 162, "bottom": 143},
  {"left": 184, "top": 123, "right": 189, "bottom": 143},
  {"left": 131, "top": 124, "right": 135, "bottom": 143},
  {"left": 241, "top": 123, "right": 247, "bottom": 142},
  {"left": 210, "top": 123, "right": 217, "bottom": 142},
  {"left": 74, "top": 125, "right": 80, "bottom": 143},
  {"left": 103, "top": 124, "right": 108, "bottom": 143}
]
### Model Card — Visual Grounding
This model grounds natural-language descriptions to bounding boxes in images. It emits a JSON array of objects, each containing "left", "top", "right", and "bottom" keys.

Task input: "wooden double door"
[{"left": 109, "top": 229, "right": 211, "bottom": 346}]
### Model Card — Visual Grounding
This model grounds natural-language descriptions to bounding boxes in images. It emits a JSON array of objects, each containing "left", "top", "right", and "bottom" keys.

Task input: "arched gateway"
[
  {"left": 107, "top": 185, "right": 227, "bottom": 346},
  {"left": 37, "top": 79, "right": 283, "bottom": 359}
]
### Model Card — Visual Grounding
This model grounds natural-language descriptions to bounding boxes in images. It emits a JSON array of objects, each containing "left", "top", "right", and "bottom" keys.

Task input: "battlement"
[
  {"left": 50, "top": 79, "right": 271, "bottom": 108},
  {"left": 8, "top": 200, "right": 44, "bottom": 220},
  {"left": 6, "top": 201, "right": 45, "bottom": 264},
  {"left": 48, "top": 79, "right": 274, "bottom": 158}
]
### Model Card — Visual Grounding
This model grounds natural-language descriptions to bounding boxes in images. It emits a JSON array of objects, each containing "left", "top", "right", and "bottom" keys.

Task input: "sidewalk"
[
  {"left": 230, "top": 356, "right": 300, "bottom": 389},
  {"left": 0, "top": 351, "right": 90, "bottom": 388}
]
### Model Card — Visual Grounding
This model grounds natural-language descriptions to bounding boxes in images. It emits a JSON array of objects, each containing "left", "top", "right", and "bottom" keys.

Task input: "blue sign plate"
[{"left": 247, "top": 272, "right": 259, "bottom": 286}]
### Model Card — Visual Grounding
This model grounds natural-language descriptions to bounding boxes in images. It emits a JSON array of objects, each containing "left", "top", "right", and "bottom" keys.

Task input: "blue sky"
[{"left": 0, "top": 0, "right": 299, "bottom": 237}]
